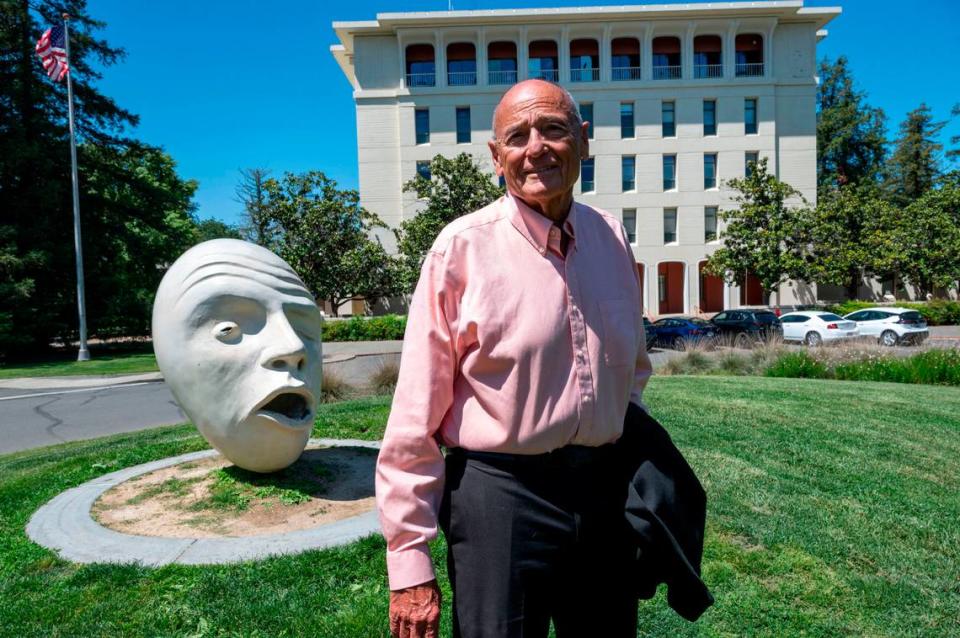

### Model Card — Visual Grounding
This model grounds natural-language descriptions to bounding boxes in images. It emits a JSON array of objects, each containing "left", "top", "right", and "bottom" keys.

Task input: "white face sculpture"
[{"left": 152, "top": 239, "right": 322, "bottom": 473}]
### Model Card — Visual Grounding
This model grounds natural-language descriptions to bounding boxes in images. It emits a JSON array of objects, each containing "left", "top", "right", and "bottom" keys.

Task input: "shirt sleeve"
[{"left": 375, "top": 250, "right": 458, "bottom": 591}]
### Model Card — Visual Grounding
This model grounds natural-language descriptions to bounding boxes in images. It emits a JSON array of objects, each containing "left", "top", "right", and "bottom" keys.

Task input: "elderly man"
[{"left": 377, "top": 79, "right": 652, "bottom": 638}]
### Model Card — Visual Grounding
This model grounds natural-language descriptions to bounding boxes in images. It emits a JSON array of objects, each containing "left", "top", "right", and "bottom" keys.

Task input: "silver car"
[{"left": 843, "top": 307, "right": 929, "bottom": 346}]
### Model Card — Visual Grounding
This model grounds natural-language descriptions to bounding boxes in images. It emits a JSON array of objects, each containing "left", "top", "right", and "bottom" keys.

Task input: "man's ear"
[
  {"left": 579, "top": 121, "right": 590, "bottom": 159},
  {"left": 488, "top": 139, "right": 503, "bottom": 175}
]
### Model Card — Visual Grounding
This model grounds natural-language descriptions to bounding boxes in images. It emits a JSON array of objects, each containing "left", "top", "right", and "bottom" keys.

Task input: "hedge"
[
  {"left": 765, "top": 349, "right": 960, "bottom": 386},
  {"left": 825, "top": 299, "right": 960, "bottom": 326},
  {"left": 322, "top": 315, "right": 407, "bottom": 342}
]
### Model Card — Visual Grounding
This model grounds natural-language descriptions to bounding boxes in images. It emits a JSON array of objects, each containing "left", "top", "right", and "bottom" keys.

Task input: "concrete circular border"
[{"left": 26, "top": 438, "right": 381, "bottom": 567}]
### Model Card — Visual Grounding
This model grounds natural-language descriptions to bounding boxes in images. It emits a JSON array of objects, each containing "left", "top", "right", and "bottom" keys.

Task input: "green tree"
[
  {"left": 816, "top": 56, "right": 887, "bottom": 195},
  {"left": 807, "top": 184, "right": 887, "bottom": 299},
  {"left": 396, "top": 153, "right": 503, "bottom": 291},
  {"left": 704, "top": 158, "right": 811, "bottom": 303},
  {"left": 235, "top": 167, "right": 275, "bottom": 247},
  {"left": 948, "top": 103, "right": 960, "bottom": 163},
  {"left": 194, "top": 218, "right": 242, "bottom": 243},
  {"left": 79, "top": 142, "right": 200, "bottom": 337},
  {"left": 0, "top": 1, "right": 149, "bottom": 352},
  {"left": 869, "top": 172, "right": 960, "bottom": 298},
  {"left": 885, "top": 103, "right": 947, "bottom": 206},
  {"left": 263, "top": 171, "right": 401, "bottom": 316}
]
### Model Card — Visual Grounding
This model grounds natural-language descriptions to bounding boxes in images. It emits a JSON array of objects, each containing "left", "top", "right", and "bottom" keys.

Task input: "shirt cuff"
[{"left": 386, "top": 543, "right": 437, "bottom": 591}]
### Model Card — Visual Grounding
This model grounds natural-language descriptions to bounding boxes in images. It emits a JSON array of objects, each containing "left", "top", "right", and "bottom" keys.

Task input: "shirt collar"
[{"left": 506, "top": 192, "right": 578, "bottom": 256}]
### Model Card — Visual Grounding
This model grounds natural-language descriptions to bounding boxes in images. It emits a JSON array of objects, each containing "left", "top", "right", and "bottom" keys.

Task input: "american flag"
[{"left": 36, "top": 24, "right": 69, "bottom": 82}]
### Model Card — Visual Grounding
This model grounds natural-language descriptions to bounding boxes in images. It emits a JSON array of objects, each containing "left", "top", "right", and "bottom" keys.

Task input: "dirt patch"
[{"left": 93, "top": 446, "right": 377, "bottom": 538}]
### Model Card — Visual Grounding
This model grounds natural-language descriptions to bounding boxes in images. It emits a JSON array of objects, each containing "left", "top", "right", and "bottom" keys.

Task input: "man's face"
[
  {"left": 153, "top": 241, "right": 322, "bottom": 473},
  {"left": 488, "top": 81, "right": 590, "bottom": 210}
]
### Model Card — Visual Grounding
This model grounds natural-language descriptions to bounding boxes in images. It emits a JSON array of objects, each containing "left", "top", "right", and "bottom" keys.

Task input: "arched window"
[
  {"left": 652, "top": 37, "right": 681, "bottom": 79},
  {"left": 735, "top": 34, "right": 764, "bottom": 76},
  {"left": 405, "top": 44, "right": 435, "bottom": 87}
]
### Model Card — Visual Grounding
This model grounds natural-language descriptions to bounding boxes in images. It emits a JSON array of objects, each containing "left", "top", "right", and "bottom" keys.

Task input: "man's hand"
[{"left": 389, "top": 580, "right": 441, "bottom": 638}]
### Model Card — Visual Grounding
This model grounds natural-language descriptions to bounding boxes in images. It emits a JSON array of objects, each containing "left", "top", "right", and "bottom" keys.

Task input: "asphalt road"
[{"left": 0, "top": 381, "right": 185, "bottom": 455}]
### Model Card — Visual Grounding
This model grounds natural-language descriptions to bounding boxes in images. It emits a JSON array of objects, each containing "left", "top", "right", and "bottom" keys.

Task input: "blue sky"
[{"left": 86, "top": 0, "right": 960, "bottom": 225}]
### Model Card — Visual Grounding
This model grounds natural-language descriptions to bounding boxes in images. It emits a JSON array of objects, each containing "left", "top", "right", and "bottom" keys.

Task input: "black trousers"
[{"left": 439, "top": 445, "right": 638, "bottom": 638}]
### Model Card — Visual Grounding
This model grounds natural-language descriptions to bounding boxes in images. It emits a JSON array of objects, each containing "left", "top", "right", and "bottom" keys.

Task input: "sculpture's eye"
[{"left": 213, "top": 321, "right": 240, "bottom": 342}]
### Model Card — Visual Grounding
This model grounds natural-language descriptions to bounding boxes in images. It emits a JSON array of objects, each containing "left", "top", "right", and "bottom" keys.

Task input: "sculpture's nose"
[{"left": 261, "top": 318, "right": 307, "bottom": 373}]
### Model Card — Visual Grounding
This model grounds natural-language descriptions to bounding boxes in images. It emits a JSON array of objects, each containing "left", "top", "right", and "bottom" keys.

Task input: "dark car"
[
  {"left": 643, "top": 317, "right": 658, "bottom": 351},
  {"left": 710, "top": 309, "right": 783, "bottom": 347},
  {"left": 652, "top": 317, "right": 719, "bottom": 350}
]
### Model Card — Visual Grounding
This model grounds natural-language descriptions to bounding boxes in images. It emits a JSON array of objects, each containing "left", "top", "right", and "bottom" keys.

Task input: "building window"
[
  {"left": 488, "top": 41, "right": 518, "bottom": 85},
  {"left": 415, "top": 108, "right": 429, "bottom": 145},
  {"left": 704, "top": 153, "right": 718, "bottom": 189},
  {"left": 652, "top": 36, "right": 682, "bottom": 79},
  {"left": 745, "top": 151, "right": 759, "bottom": 177},
  {"left": 620, "top": 102, "right": 634, "bottom": 138},
  {"left": 580, "top": 103, "right": 593, "bottom": 139},
  {"left": 416, "top": 161, "right": 431, "bottom": 180},
  {"left": 580, "top": 157, "right": 595, "bottom": 192},
  {"left": 663, "top": 155, "right": 676, "bottom": 191},
  {"left": 703, "top": 100, "right": 717, "bottom": 136},
  {"left": 447, "top": 42, "right": 477, "bottom": 86},
  {"left": 664, "top": 208, "right": 678, "bottom": 244},
  {"left": 611, "top": 37, "right": 641, "bottom": 80},
  {"left": 456, "top": 107, "right": 471, "bottom": 144},
  {"left": 528, "top": 39, "right": 559, "bottom": 81},
  {"left": 662, "top": 101, "right": 675, "bottom": 137},
  {"left": 622, "top": 155, "right": 636, "bottom": 191},
  {"left": 569, "top": 38, "right": 599, "bottom": 82},
  {"left": 745, "top": 98, "right": 758, "bottom": 135},
  {"left": 405, "top": 43, "right": 436, "bottom": 87},
  {"left": 705, "top": 206, "right": 718, "bottom": 242},
  {"left": 622, "top": 208, "right": 637, "bottom": 243}
]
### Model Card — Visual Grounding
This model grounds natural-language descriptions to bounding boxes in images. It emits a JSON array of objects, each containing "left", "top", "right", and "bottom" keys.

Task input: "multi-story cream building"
[{"left": 331, "top": 1, "right": 840, "bottom": 316}]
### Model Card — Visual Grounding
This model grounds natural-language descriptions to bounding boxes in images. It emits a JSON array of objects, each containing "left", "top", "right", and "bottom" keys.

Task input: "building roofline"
[{"left": 331, "top": 1, "right": 841, "bottom": 84}]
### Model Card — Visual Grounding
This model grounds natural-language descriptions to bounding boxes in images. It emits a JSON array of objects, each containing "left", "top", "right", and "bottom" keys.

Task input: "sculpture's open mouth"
[{"left": 255, "top": 389, "right": 314, "bottom": 428}]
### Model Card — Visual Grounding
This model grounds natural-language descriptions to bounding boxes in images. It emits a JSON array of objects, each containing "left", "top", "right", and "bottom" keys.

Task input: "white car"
[
  {"left": 842, "top": 307, "right": 929, "bottom": 346},
  {"left": 779, "top": 311, "right": 859, "bottom": 346}
]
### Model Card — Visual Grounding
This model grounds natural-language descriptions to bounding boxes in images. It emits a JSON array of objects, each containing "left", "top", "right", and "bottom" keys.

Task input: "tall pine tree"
[
  {"left": 816, "top": 56, "right": 887, "bottom": 196},
  {"left": 0, "top": 1, "right": 197, "bottom": 355},
  {"left": 885, "top": 103, "right": 947, "bottom": 207}
]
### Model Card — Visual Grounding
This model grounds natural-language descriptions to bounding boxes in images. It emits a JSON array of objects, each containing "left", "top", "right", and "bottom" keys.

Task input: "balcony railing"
[
  {"left": 694, "top": 64, "right": 723, "bottom": 78},
  {"left": 735, "top": 62, "right": 764, "bottom": 77},
  {"left": 529, "top": 68, "right": 559, "bottom": 81},
  {"left": 570, "top": 67, "right": 599, "bottom": 82},
  {"left": 447, "top": 71, "right": 477, "bottom": 86},
  {"left": 406, "top": 72, "right": 436, "bottom": 87},
  {"left": 653, "top": 65, "right": 682, "bottom": 80},
  {"left": 612, "top": 66, "right": 641, "bottom": 81},
  {"left": 488, "top": 69, "right": 517, "bottom": 85}
]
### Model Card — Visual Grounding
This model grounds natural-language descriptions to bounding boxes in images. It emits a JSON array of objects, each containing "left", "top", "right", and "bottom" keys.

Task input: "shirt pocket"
[{"left": 598, "top": 299, "right": 638, "bottom": 367}]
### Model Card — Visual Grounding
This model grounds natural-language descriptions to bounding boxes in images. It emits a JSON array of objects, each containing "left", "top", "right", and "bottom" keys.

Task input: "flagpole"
[{"left": 62, "top": 13, "right": 90, "bottom": 361}]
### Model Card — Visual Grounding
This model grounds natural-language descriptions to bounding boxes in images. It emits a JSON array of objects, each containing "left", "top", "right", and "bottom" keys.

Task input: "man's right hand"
[{"left": 389, "top": 580, "right": 441, "bottom": 638}]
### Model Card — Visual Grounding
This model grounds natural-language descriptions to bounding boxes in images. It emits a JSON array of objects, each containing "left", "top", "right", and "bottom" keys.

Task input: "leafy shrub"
[
  {"left": 765, "top": 352, "right": 830, "bottom": 379},
  {"left": 322, "top": 315, "right": 407, "bottom": 342}
]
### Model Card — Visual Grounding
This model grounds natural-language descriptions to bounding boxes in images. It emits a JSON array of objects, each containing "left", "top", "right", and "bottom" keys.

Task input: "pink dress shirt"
[{"left": 375, "top": 193, "right": 653, "bottom": 590}]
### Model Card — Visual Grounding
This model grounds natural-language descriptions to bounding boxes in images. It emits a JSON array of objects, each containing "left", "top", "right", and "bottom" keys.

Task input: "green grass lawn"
[
  {"left": 0, "top": 351, "right": 159, "bottom": 379},
  {"left": 1, "top": 379, "right": 958, "bottom": 637}
]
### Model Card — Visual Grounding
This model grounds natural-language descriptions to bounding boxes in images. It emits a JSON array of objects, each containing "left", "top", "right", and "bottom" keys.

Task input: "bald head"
[{"left": 491, "top": 80, "right": 582, "bottom": 141}]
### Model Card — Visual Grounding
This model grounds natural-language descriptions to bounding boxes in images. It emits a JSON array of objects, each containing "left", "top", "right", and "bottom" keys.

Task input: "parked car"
[
  {"left": 643, "top": 317, "right": 658, "bottom": 351},
  {"left": 651, "top": 317, "right": 718, "bottom": 350},
  {"left": 779, "top": 311, "right": 859, "bottom": 346},
  {"left": 709, "top": 309, "right": 783, "bottom": 347},
  {"left": 843, "top": 307, "right": 929, "bottom": 346}
]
